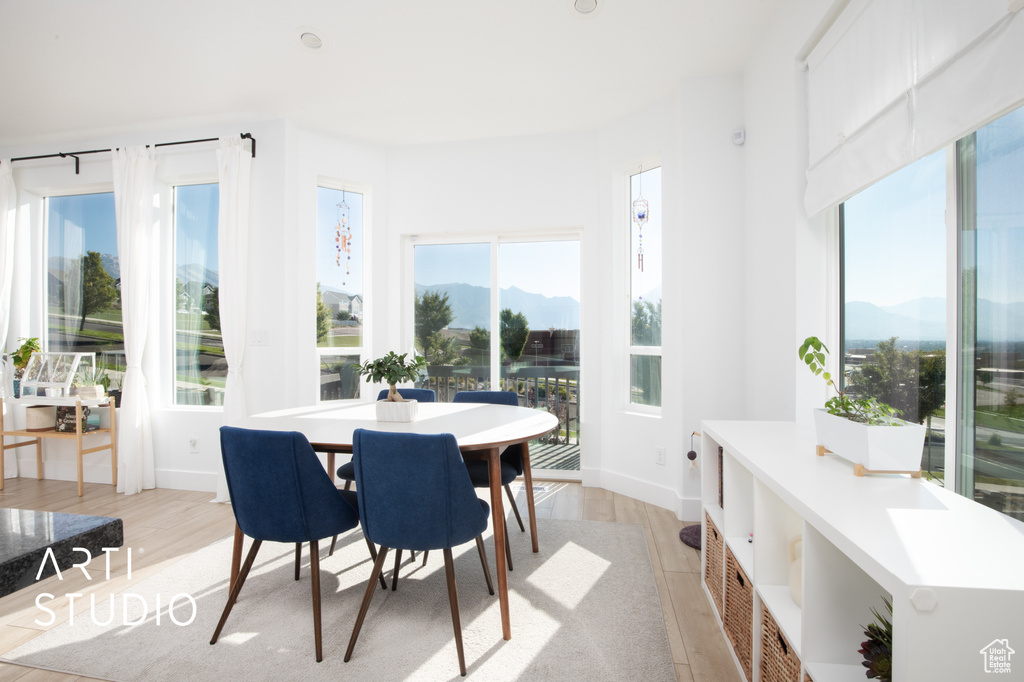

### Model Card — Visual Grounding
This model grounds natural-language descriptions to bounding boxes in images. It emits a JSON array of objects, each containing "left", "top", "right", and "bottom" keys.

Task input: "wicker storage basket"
[
  {"left": 804, "top": 675, "right": 814, "bottom": 682},
  {"left": 704, "top": 512, "right": 724, "bottom": 618},
  {"left": 724, "top": 546, "right": 754, "bottom": 681},
  {"left": 760, "top": 602, "right": 801, "bottom": 682}
]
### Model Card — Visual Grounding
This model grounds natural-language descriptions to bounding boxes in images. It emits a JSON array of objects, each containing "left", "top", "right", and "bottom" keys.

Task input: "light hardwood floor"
[{"left": 0, "top": 477, "right": 740, "bottom": 682}]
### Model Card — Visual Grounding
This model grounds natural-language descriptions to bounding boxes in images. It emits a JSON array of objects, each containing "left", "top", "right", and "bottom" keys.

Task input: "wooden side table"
[{"left": 0, "top": 396, "right": 118, "bottom": 497}]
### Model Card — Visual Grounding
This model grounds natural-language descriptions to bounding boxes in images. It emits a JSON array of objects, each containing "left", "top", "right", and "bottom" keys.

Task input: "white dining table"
[{"left": 232, "top": 401, "right": 558, "bottom": 641}]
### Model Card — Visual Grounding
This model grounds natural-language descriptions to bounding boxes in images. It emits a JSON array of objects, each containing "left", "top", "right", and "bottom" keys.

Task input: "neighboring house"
[
  {"left": 980, "top": 639, "right": 1015, "bottom": 674},
  {"left": 323, "top": 290, "right": 361, "bottom": 319}
]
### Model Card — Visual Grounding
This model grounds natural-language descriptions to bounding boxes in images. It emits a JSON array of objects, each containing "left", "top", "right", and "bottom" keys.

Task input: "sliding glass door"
[{"left": 412, "top": 237, "right": 581, "bottom": 474}]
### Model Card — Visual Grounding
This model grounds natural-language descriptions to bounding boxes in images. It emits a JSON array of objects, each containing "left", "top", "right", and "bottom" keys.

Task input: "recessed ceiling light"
[
  {"left": 574, "top": 0, "right": 598, "bottom": 14},
  {"left": 299, "top": 31, "right": 322, "bottom": 49}
]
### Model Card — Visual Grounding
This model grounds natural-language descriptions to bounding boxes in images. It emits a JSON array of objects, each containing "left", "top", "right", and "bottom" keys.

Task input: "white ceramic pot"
[
  {"left": 813, "top": 408, "right": 926, "bottom": 472},
  {"left": 375, "top": 399, "right": 418, "bottom": 422}
]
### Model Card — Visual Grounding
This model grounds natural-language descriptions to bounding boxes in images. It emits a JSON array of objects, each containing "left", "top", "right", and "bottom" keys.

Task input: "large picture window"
[
  {"left": 841, "top": 103, "right": 1024, "bottom": 520},
  {"left": 629, "top": 165, "right": 662, "bottom": 407},
  {"left": 174, "top": 183, "right": 221, "bottom": 406},
  {"left": 46, "top": 192, "right": 124, "bottom": 389},
  {"left": 317, "top": 185, "right": 365, "bottom": 401}
]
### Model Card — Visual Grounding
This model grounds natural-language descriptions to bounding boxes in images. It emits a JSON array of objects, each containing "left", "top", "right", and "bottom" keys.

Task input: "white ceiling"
[{"left": 0, "top": 0, "right": 782, "bottom": 149}]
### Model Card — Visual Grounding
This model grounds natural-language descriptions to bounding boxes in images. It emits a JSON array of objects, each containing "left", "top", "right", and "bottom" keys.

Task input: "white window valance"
[{"left": 804, "top": 0, "right": 1024, "bottom": 216}]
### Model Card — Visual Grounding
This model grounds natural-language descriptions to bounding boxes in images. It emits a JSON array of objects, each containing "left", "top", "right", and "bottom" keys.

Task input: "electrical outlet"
[
  {"left": 656, "top": 447, "right": 666, "bottom": 466},
  {"left": 189, "top": 435, "right": 199, "bottom": 453}
]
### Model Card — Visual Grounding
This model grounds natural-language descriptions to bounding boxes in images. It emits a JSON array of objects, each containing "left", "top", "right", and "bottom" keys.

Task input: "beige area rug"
[{"left": 3, "top": 519, "right": 676, "bottom": 682}]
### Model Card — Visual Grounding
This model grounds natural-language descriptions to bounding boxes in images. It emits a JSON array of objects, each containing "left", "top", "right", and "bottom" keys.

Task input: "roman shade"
[{"left": 804, "top": 0, "right": 1024, "bottom": 216}]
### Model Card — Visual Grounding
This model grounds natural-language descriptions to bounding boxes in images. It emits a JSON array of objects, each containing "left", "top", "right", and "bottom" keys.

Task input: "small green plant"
[
  {"left": 858, "top": 598, "right": 893, "bottom": 681},
  {"left": 799, "top": 336, "right": 900, "bottom": 425},
  {"left": 11, "top": 337, "right": 40, "bottom": 377},
  {"left": 354, "top": 351, "right": 427, "bottom": 402}
]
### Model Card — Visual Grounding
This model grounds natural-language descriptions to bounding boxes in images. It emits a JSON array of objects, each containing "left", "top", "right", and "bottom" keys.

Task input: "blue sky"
[{"left": 316, "top": 186, "right": 365, "bottom": 295}]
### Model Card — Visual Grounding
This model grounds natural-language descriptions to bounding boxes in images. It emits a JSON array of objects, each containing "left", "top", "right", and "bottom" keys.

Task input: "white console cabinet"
[{"left": 701, "top": 420, "right": 1024, "bottom": 682}]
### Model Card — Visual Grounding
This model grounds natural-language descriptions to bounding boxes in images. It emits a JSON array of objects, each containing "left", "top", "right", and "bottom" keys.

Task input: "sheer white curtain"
[
  {"left": 1, "top": 161, "right": 16, "bottom": 479},
  {"left": 215, "top": 136, "right": 252, "bottom": 502},
  {"left": 112, "top": 146, "right": 157, "bottom": 495}
]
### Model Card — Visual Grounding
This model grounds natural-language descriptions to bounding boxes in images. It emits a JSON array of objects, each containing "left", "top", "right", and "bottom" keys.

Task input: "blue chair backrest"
[
  {"left": 452, "top": 391, "right": 524, "bottom": 474},
  {"left": 220, "top": 426, "right": 359, "bottom": 543},
  {"left": 376, "top": 388, "right": 436, "bottom": 403},
  {"left": 352, "top": 429, "right": 487, "bottom": 551},
  {"left": 452, "top": 390, "right": 518, "bottom": 406}
]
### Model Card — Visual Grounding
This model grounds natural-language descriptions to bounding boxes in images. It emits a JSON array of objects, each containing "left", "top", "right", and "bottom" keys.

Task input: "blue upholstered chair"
[
  {"left": 335, "top": 388, "right": 436, "bottom": 492},
  {"left": 344, "top": 429, "right": 493, "bottom": 676},
  {"left": 211, "top": 426, "right": 384, "bottom": 662},
  {"left": 453, "top": 390, "right": 530, "bottom": 569}
]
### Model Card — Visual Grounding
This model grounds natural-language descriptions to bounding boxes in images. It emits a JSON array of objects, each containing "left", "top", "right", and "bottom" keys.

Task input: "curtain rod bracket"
[{"left": 59, "top": 153, "right": 81, "bottom": 175}]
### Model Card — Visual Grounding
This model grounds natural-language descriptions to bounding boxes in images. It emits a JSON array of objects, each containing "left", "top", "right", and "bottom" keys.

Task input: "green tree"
[
  {"left": 469, "top": 326, "right": 490, "bottom": 350},
  {"left": 415, "top": 291, "right": 454, "bottom": 352},
  {"left": 80, "top": 251, "right": 117, "bottom": 331},
  {"left": 631, "top": 299, "right": 662, "bottom": 346},
  {"left": 425, "top": 332, "right": 463, "bottom": 365},
  {"left": 336, "top": 309, "right": 352, "bottom": 322},
  {"left": 500, "top": 309, "right": 530, "bottom": 364},
  {"left": 1005, "top": 388, "right": 1022, "bottom": 415},
  {"left": 315, "top": 283, "right": 331, "bottom": 344},
  {"left": 850, "top": 337, "right": 946, "bottom": 423},
  {"left": 204, "top": 287, "right": 220, "bottom": 331}
]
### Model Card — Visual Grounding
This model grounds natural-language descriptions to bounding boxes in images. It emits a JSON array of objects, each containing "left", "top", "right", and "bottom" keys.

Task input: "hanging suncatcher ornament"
[
  {"left": 335, "top": 192, "right": 352, "bottom": 285},
  {"left": 632, "top": 166, "right": 648, "bottom": 273}
]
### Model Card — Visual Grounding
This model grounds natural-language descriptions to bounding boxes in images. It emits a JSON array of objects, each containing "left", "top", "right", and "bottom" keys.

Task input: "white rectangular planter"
[
  {"left": 375, "top": 399, "right": 418, "bottom": 422},
  {"left": 813, "top": 408, "right": 926, "bottom": 473},
  {"left": 25, "top": 406, "right": 57, "bottom": 431}
]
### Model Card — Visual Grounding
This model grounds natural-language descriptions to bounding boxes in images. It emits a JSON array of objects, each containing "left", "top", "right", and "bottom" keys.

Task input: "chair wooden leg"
[
  {"left": 443, "top": 548, "right": 467, "bottom": 676},
  {"left": 504, "top": 484, "right": 526, "bottom": 532},
  {"left": 364, "top": 535, "right": 388, "bottom": 590},
  {"left": 329, "top": 534, "right": 337, "bottom": 556},
  {"left": 295, "top": 543, "right": 302, "bottom": 581},
  {"left": 504, "top": 525, "right": 513, "bottom": 571},
  {"left": 391, "top": 548, "right": 403, "bottom": 591},
  {"left": 475, "top": 535, "right": 494, "bottom": 595},
  {"left": 344, "top": 480, "right": 352, "bottom": 491},
  {"left": 345, "top": 546, "right": 390, "bottom": 663},
  {"left": 310, "top": 540, "right": 323, "bottom": 662},
  {"left": 422, "top": 549, "right": 429, "bottom": 567},
  {"left": 211, "top": 539, "right": 263, "bottom": 645}
]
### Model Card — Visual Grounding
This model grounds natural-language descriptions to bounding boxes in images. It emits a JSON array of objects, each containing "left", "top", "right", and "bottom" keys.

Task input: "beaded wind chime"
[
  {"left": 335, "top": 192, "right": 352, "bottom": 285},
  {"left": 630, "top": 164, "right": 647, "bottom": 296},
  {"left": 630, "top": 163, "right": 647, "bottom": 270}
]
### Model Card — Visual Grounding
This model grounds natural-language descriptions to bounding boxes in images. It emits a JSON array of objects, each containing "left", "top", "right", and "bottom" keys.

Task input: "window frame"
[
  {"left": 625, "top": 161, "right": 662, "bottom": 414},
  {"left": 315, "top": 178, "right": 372, "bottom": 403}
]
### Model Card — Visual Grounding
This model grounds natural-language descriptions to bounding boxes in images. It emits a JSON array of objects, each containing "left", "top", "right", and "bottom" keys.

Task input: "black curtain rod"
[{"left": 6, "top": 132, "right": 256, "bottom": 174}]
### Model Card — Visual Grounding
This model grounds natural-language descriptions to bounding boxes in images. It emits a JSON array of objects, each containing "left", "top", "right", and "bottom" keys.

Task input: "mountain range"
[
  {"left": 49, "top": 254, "right": 218, "bottom": 287},
  {"left": 415, "top": 282, "right": 579, "bottom": 330},
  {"left": 847, "top": 297, "right": 1024, "bottom": 342}
]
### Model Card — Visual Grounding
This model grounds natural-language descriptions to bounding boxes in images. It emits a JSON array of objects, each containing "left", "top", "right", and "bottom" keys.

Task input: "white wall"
[{"left": 2, "top": 0, "right": 840, "bottom": 514}]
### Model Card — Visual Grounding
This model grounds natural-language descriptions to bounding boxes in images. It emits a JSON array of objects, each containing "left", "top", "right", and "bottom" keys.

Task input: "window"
[
  {"left": 317, "top": 185, "right": 365, "bottom": 401},
  {"left": 841, "top": 103, "right": 1024, "bottom": 520},
  {"left": 957, "top": 106, "right": 1024, "bottom": 518},
  {"left": 629, "top": 166, "right": 662, "bottom": 407},
  {"left": 841, "top": 150, "right": 947, "bottom": 479},
  {"left": 174, "top": 183, "right": 222, "bottom": 406},
  {"left": 412, "top": 237, "right": 582, "bottom": 473},
  {"left": 46, "top": 192, "right": 124, "bottom": 387}
]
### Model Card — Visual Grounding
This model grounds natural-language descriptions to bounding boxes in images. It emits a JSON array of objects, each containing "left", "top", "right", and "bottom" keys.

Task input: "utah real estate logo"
[{"left": 980, "top": 639, "right": 1014, "bottom": 675}]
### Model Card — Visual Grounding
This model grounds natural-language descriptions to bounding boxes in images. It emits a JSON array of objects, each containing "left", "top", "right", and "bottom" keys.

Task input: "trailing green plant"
[
  {"left": 354, "top": 351, "right": 427, "bottom": 402},
  {"left": 11, "top": 337, "right": 40, "bottom": 378},
  {"left": 799, "top": 336, "right": 901, "bottom": 425},
  {"left": 858, "top": 598, "right": 893, "bottom": 681}
]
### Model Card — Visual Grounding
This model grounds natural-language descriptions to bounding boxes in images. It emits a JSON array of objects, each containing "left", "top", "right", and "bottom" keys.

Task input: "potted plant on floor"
[
  {"left": 799, "top": 336, "right": 925, "bottom": 475},
  {"left": 355, "top": 351, "right": 428, "bottom": 422}
]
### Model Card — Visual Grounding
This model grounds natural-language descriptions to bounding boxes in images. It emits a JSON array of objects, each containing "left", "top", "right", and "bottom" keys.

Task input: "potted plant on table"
[
  {"left": 9, "top": 337, "right": 40, "bottom": 398},
  {"left": 799, "top": 336, "right": 926, "bottom": 476},
  {"left": 355, "top": 351, "right": 428, "bottom": 422}
]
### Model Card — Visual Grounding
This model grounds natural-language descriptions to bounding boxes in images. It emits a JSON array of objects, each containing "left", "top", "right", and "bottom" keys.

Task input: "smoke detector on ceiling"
[
  {"left": 571, "top": 0, "right": 602, "bottom": 17},
  {"left": 295, "top": 26, "right": 324, "bottom": 50}
]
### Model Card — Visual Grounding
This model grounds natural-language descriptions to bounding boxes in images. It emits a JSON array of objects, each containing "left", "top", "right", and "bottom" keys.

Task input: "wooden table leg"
[
  {"left": 327, "top": 452, "right": 335, "bottom": 484},
  {"left": 0, "top": 399, "right": 5, "bottom": 490},
  {"left": 230, "top": 523, "right": 244, "bottom": 594},
  {"left": 109, "top": 400, "right": 118, "bottom": 486},
  {"left": 487, "top": 446, "right": 511, "bottom": 640},
  {"left": 75, "top": 400, "right": 84, "bottom": 497},
  {"left": 521, "top": 441, "right": 539, "bottom": 553}
]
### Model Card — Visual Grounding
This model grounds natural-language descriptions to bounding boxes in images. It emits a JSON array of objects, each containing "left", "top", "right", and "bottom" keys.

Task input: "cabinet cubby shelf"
[{"left": 700, "top": 420, "right": 1024, "bottom": 682}]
